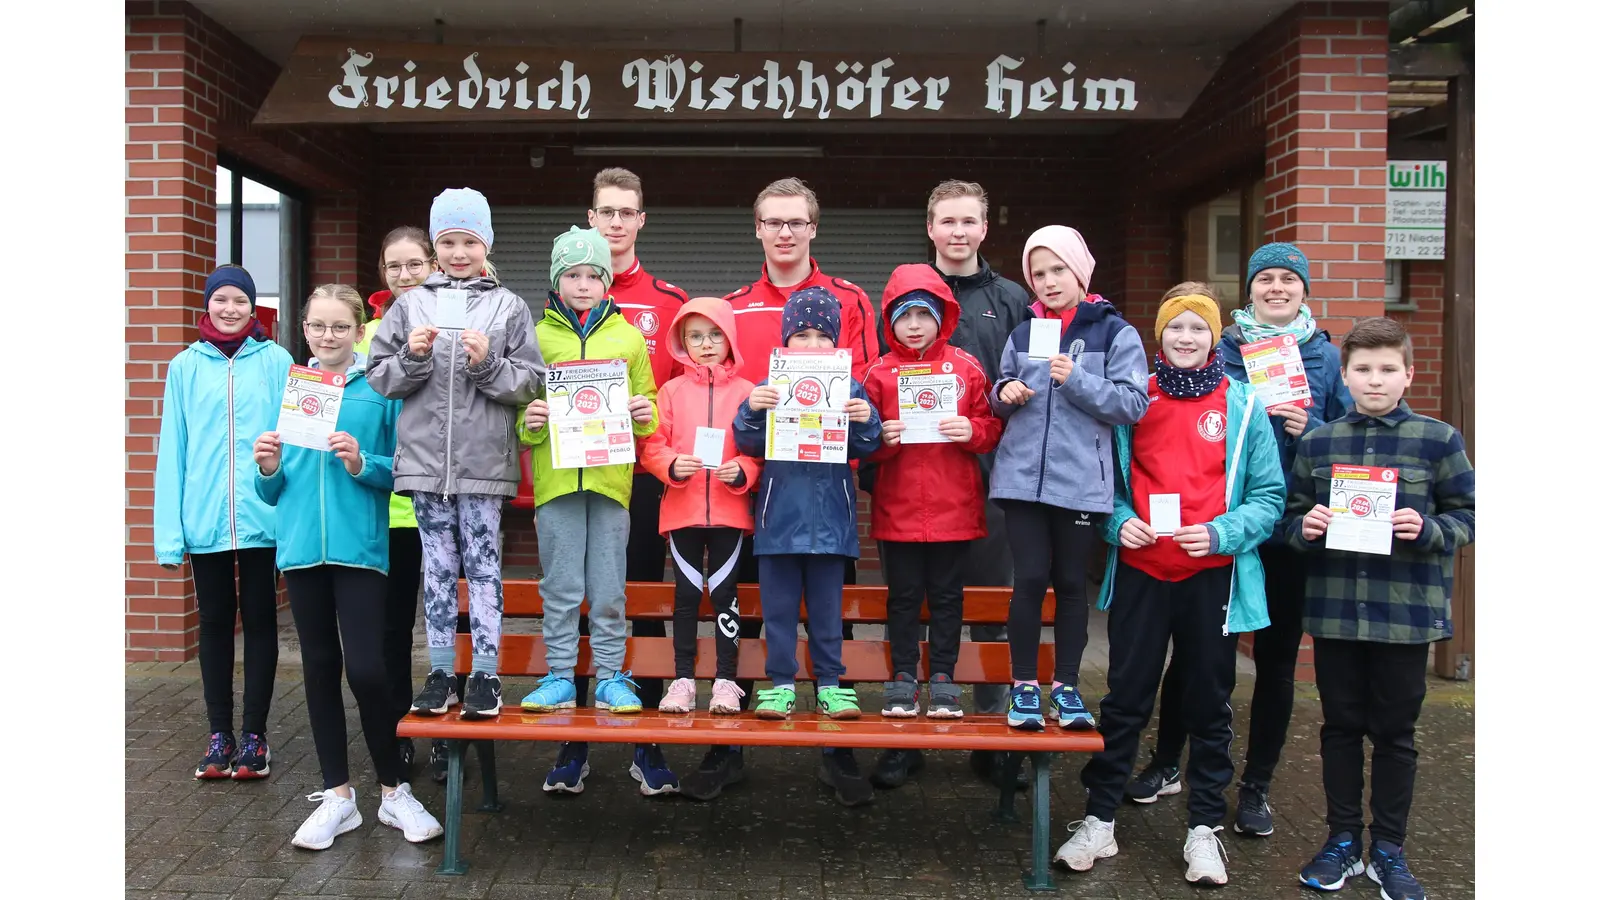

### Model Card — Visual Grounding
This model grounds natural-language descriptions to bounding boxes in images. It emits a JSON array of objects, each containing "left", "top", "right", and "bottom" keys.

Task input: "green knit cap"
[{"left": 550, "top": 226, "right": 612, "bottom": 289}]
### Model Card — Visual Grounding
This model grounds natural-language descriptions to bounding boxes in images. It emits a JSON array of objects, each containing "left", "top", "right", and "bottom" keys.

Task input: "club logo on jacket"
[
  {"left": 1197, "top": 409, "right": 1226, "bottom": 443},
  {"left": 635, "top": 310, "right": 659, "bottom": 336}
]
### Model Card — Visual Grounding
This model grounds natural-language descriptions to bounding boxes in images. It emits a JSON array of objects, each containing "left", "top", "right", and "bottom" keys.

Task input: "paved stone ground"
[{"left": 127, "top": 608, "right": 1474, "bottom": 900}]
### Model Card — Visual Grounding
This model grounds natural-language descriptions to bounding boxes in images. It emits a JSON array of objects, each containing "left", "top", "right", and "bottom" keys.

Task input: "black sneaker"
[
  {"left": 1126, "top": 762, "right": 1182, "bottom": 804},
  {"left": 969, "top": 749, "right": 1029, "bottom": 791},
  {"left": 411, "top": 669, "right": 458, "bottom": 716},
  {"left": 460, "top": 673, "right": 503, "bottom": 719},
  {"left": 397, "top": 737, "right": 415, "bottom": 776},
  {"left": 869, "top": 748, "right": 925, "bottom": 789},
  {"left": 428, "top": 739, "right": 451, "bottom": 784},
  {"left": 232, "top": 732, "right": 271, "bottom": 780},
  {"left": 1234, "top": 781, "right": 1274, "bottom": 836},
  {"left": 679, "top": 746, "right": 746, "bottom": 801},
  {"left": 194, "top": 731, "right": 236, "bottom": 780},
  {"left": 1366, "top": 841, "right": 1426, "bottom": 900},
  {"left": 818, "top": 748, "right": 874, "bottom": 807}
]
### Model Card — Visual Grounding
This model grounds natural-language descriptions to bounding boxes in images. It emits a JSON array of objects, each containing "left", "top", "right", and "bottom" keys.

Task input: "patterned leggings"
[{"left": 412, "top": 492, "right": 504, "bottom": 672}]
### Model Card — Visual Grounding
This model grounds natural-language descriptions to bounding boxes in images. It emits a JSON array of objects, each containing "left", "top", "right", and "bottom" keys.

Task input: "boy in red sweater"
[{"left": 862, "top": 264, "right": 1002, "bottom": 788}]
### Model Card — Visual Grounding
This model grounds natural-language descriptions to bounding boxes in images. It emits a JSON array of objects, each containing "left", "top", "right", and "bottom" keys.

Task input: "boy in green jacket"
[{"left": 515, "top": 227, "right": 661, "bottom": 793}]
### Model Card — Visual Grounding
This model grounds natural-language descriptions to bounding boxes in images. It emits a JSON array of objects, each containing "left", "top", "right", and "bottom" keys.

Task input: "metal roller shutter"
[{"left": 493, "top": 207, "right": 930, "bottom": 314}]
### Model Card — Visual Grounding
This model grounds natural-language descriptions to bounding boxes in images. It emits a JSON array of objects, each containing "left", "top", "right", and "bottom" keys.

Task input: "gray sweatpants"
[{"left": 536, "top": 491, "right": 630, "bottom": 682}]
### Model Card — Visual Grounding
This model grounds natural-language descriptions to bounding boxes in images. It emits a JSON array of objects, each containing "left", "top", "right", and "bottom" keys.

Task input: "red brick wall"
[{"left": 1392, "top": 261, "right": 1446, "bottom": 419}]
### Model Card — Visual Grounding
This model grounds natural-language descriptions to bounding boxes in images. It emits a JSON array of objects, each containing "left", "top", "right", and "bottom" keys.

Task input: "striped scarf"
[{"left": 1230, "top": 304, "right": 1318, "bottom": 345}]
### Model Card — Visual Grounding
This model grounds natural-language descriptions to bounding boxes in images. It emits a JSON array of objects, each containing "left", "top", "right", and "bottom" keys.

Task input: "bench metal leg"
[
  {"left": 436, "top": 739, "right": 469, "bottom": 876},
  {"left": 992, "top": 751, "right": 1023, "bottom": 824},
  {"left": 474, "top": 740, "right": 502, "bottom": 813},
  {"left": 1023, "top": 751, "right": 1058, "bottom": 892}
]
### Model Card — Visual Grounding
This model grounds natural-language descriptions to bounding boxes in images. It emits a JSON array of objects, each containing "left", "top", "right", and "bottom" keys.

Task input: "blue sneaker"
[
  {"left": 595, "top": 671, "right": 644, "bottom": 714},
  {"left": 543, "top": 741, "right": 590, "bottom": 794},
  {"left": 1299, "top": 832, "right": 1365, "bottom": 891},
  {"left": 1366, "top": 842, "right": 1426, "bottom": 900},
  {"left": 1050, "top": 685, "right": 1096, "bottom": 730},
  {"left": 521, "top": 674, "right": 577, "bottom": 712},
  {"left": 628, "top": 743, "right": 680, "bottom": 796},
  {"left": 1007, "top": 684, "right": 1045, "bottom": 731}
]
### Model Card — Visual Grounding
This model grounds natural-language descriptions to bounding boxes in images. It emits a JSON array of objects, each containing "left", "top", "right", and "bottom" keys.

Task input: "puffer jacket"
[
  {"left": 355, "top": 312, "right": 416, "bottom": 529},
  {"left": 989, "top": 297, "right": 1149, "bottom": 513},
  {"left": 254, "top": 356, "right": 401, "bottom": 573},
  {"left": 517, "top": 293, "right": 659, "bottom": 510},
  {"left": 155, "top": 336, "right": 293, "bottom": 565},
  {"left": 367, "top": 273, "right": 545, "bottom": 498},
  {"left": 863, "top": 266, "right": 1002, "bottom": 542},
  {"left": 733, "top": 375, "right": 882, "bottom": 557},
  {"left": 640, "top": 297, "right": 762, "bottom": 534}
]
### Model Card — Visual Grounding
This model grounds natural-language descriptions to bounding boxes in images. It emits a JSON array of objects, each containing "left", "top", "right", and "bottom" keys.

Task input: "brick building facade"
[{"left": 126, "top": 1, "right": 1457, "bottom": 671}]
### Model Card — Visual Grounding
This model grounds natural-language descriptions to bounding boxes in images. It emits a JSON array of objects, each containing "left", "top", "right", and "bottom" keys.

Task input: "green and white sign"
[{"left": 1386, "top": 160, "right": 1447, "bottom": 260}]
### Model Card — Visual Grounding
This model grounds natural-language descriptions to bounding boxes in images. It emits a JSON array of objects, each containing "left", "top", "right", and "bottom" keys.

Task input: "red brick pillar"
[
  {"left": 126, "top": 5, "right": 220, "bottom": 661},
  {"left": 1119, "top": 204, "right": 1178, "bottom": 338},
  {"left": 311, "top": 192, "right": 361, "bottom": 285},
  {"left": 1261, "top": 1, "right": 1391, "bottom": 338}
]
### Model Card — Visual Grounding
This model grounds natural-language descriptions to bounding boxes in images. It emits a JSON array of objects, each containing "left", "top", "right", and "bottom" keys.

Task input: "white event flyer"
[
  {"left": 694, "top": 426, "right": 726, "bottom": 468},
  {"left": 1148, "top": 493, "right": 1181, "bottom": 537},
  {"left": 545, "top": 358, "right": 635, "bottom": 469},
  {"left": 1028, "top": 317, "right": 1062, "bottom": 360},
  {"left": 896, "top": 370, "right": 959, "bottom": 444},
  {"left": 765, "top": 348, "right": 851, "bottom": 463},
  {"left": 1325, "top": 464, "right": 1398, "bottom": 556},
  {"left": 434, "top": 288, "right": 468, "bottom": 330},
  {"left": 1239, "top": 334, "right": 1314, "bottom": 410},
  {"left": 276, "top": 365, "right": 345, "bottom": 451}
]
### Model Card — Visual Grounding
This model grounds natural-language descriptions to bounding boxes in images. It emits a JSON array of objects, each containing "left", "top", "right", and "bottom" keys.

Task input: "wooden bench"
[{"left": 398, "top": 580, "right": 1102, "bottom": 890}]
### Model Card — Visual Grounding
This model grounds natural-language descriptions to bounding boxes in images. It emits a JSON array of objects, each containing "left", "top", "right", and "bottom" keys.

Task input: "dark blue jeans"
[{"left": 758, "top": 553, "right": 848, "bottom": 687}]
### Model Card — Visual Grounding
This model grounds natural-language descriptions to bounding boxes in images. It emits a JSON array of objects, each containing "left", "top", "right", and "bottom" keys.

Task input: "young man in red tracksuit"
[
  {"left": 861, "top": 264, "right": 1002, "bottom": 788},
  {"left": 678, "top": 176, "right": 883, "bottom": 804},
  {"left": 559, "top": 167, "right": 688, "bottom": 792}
]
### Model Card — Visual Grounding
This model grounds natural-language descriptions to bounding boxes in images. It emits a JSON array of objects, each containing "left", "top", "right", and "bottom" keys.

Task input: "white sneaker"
[
  {"left": 1184, "top": 824, "right": 1229, "bottom": 885},
  {"left": 1053, "top": 816, "right": 1118, "bottom": 872},
  {"left": 378, "top": 783, "right": 444, "bottom": 843},
  {"left": 291, "top": 790, "right": 362, "bottom": 850}
]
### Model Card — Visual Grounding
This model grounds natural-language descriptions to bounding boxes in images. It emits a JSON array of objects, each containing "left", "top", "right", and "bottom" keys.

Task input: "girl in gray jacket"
[
  {"left": 368, "top": 188, "right": 546, "bottom": 720},
  {"left": 989, "top": 225, "right": 1149, "bottom": 732}
]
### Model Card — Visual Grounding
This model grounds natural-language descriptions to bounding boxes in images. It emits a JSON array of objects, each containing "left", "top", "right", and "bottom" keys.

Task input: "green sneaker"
[
  {"left": 817, "top": 686, "right": 862, "bottom": 720},
  {"left": 754, "top": 686, "right": 796, "bottom": 720}
]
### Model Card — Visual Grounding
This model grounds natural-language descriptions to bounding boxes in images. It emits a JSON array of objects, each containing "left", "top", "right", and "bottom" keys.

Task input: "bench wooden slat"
[
  {"left": 399, "top": 707, "right": 1103, "bottom": 753},
  {"left": 455, "top": 634, "right": 1050, "bottom": 685},
  {"left": 459, "top": 580, "right": 1057, "bottom": 624}
]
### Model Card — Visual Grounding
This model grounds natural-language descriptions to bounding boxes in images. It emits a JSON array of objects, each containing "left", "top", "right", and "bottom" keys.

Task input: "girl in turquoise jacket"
[
  {"left": 1053, "top": 292, "right": 1284, "bottom": 887},
  {"left": 252, "top": 285, "right": 443, "bottom": 853},
  {"left": 154, "top": 265, "right": 292, "bottom": 782}
]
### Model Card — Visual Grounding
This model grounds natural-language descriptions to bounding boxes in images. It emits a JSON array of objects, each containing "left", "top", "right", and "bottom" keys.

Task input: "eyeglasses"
[
  {"left": 592, "top": 207, "right": 642, "bottom": 223},
  {"left": 305, "top": 322, "right": 355, "bottom": 337},
  {"left": 684, "top": 331, "right": 726, "bottom": 347},
  {"left": 383, "top": 259, "right": 431, "bottom": 277},
  {"left": 759, "top": 218, "right": 812, "bottom": 233}
]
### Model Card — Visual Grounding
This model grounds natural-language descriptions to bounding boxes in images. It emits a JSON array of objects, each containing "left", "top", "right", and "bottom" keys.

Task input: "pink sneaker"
[
  {"left": 659, "top": 677, "right": 697, "bottom": 714},
  {"left": 709, "top": 679, "right": 746, "bottom": 715}
]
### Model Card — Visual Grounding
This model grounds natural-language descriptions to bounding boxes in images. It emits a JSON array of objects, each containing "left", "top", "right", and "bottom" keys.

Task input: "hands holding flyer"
[
  {"left": 627, "top": 394, "right": 653, "bottom": 423},
  {"left": 1270, "top": 404, "right": 1310, "bottom": 437},
  {"left": 254, "top": 431, "right": 364, "bottom": 477},
  {"left": 1301, "top": 505, "right": 1423, "bottom": 543}
]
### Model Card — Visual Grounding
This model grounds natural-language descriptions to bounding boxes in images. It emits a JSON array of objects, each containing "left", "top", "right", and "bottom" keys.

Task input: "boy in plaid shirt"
[{"left": 1285, "top": 317, "right": 1473, "bottom": 900}]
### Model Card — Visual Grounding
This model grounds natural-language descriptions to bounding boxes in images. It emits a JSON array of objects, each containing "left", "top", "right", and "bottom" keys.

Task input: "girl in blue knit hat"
[
  {"left": 1132, "top": 243, "right": 1353, "bottom": 839},
  {"left": 368, "top": 188, "right": 547, "bottom": 721},
  {"left": 155, "top": 264, "right": 293, "bottom": 781}
]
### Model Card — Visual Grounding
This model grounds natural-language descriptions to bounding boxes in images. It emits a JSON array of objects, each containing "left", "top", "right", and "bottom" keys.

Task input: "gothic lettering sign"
[{"left": 253, "top": 37, "right": 1217, "bottom": 125}]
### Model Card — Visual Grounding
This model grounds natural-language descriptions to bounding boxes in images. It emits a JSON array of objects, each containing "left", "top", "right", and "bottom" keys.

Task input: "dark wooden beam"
[
  {"left": 1390, "top": 0, "right": 1470, "bottom": 43},
  {"left": 1389, "top": 42, "right": 1465, "bottom": 79},
  {"left": 1434, "top": 63, "right": 1474, "bottom": 681},
  {"left": 1389, "top": 103, "right": 1452, "bottom": 141}
]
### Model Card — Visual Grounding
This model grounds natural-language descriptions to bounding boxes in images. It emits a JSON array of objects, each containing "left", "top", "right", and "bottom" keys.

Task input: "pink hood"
[{"left": 666, "top": 296, "right": 743, "bottom": 385}]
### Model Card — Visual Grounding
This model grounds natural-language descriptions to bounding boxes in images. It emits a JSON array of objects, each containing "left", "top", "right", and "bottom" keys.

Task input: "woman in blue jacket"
[
  {"left": 155, "top": 265, "right": 292, "bottom": 781},
  {"left": 253, "top": 285, "right": 442, "bottom": 852},
  {"left": 1133, "top": 247, "right": 1354, "bottom": 839}
]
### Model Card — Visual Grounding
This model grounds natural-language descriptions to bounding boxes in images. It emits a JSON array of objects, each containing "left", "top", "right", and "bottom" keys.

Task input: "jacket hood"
[
  {"left": 422, "top": 271, "right": 500, "bottom": 293},
  {"left": 882, "top": 264, "right": 960, "bottom": 358},
  {"left": 666, "top": 296, "right": 743, "bottom": 381},
  {"left": 545, "top": 291, "right": 618, "bottom": 336},
  {"left": 367, "top": 289, "right": 392, "bottom": 315},
  {"left": 1029, "top": 293, "right": 1117, "bottom": 322},
  {"left": 310, "top": 350, "right": 369, "bottom": 379}
]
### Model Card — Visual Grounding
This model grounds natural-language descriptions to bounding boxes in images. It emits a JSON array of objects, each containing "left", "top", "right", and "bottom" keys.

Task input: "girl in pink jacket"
[{"left": 640, "top": 297, "right": 762, "bottom": 715}]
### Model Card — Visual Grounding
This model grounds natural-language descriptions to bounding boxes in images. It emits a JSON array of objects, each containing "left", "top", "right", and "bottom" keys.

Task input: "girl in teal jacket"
[
  {"left": 252, "top": 285, "right": 442, "bottom": 852},
  {"left": 154, "top": 265, "right": 292, "bottom": 782},
  {"left": 1053, "top": 292, "right": 1284, "bottom": 887}
]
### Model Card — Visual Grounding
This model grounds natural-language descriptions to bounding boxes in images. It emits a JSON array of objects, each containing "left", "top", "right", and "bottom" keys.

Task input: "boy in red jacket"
[{"left": 862, "top": 264, "right": 1002, "bottom": 788}]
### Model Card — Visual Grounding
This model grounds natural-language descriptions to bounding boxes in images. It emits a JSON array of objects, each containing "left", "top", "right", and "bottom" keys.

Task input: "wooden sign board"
[{"left": 254, "top": 37, "right": 1218, "bottom": 125}]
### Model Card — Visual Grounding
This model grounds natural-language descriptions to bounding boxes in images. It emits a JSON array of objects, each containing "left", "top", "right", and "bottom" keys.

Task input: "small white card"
[
  {"left": 1028, "top": 318, "right": 1062, "bottom": 359},
  {"left": 1149, "top": 493, "right": 1181, "bottom": 536},
  {"left": 434, "top": 288, "right": 468, "bottom": 330},
  {"left": 694, "top": 426, "right": 726, "bottom": 468}
]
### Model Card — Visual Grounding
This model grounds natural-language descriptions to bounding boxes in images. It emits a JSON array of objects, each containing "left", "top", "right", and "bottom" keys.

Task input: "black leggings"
[
  {"left": 285, "top": 565, "right": 403, "bottom": 790},
  {"left": 191, "top": 548, "right": 279, "bottom": 735},
  {"left": 999, "top": 500, "right": 1100, "bottom": 685},
  {"left": 384, "top": 527, "right": 424, "bottom": 719},
  {"left": 668, "top": 527, "right": 744, "bottom": 680}
]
